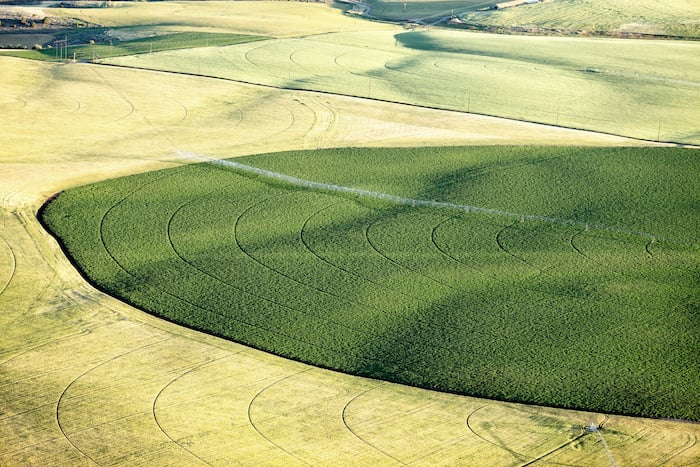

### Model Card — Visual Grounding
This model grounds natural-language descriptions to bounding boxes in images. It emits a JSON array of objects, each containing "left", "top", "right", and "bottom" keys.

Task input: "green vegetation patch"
[
  {"left": 41, "top": 146, "right": 700, "bottom": 420},
  {"left": 0, "top": 31, "right": 266, "bottom": 61}
]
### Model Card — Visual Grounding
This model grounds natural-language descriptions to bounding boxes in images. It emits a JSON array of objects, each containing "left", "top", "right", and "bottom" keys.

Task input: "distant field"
[
  {"left": 41, "top": 146, "right": 700, "bottom": 420},
  {"left": 0, "top": 31, "right": 266, "bottom": 61},
  {"left": 108, "top": 29, "right": 700, "bottom": 145},
  {"left": 43, "top": 1, "right": 397, "bottom": 37},
  {"left": 459, "top": 0, "right": 700, "bottom": 39},
  {"left": 362, "top": 0, "right": 496, "bottom": 22}
]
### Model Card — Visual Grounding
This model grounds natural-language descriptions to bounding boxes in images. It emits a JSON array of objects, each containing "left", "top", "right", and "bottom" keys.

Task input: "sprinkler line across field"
[{"left": 179, "top": 151, "right": 677, "bottom": 246}]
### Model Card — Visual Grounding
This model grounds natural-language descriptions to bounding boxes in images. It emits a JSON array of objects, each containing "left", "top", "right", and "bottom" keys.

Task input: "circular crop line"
[
  {"left": 0, "top": 235, "right": 17, "bottom": 298},
  {"left": 465, "top": 406, "right": 525, "bottom": 460},
  {"left": 90, "top": 67, "right": 135, "bottom": 121},
  {"left": 230, "top": 193, "right": 401, "bottom": 341},
  {"left": 243, "top": 41, "right": 276, "bottom": 69},
  {"left": 246, "top": 368, "right": 314, "bottom": 466},
  {"left": 654, "top": 431, "right": 698, "bottom": 465},
  {"left": 495, "top": 221, "right": 547, "bottom": 276},
  {"left": 97, "top": 177, "right": 339, "bottom": 357},
  {"left": 365, "top": 213, "right": 461, "bottom": 295},
  {"left": 304, "top": 97, "right": 337, "bottom": 149},
  {"left": 0, "top": 329, "right": 91, "bottom": 368},
  {"left": 430, "top": 215, "right": 493, "bottom": 278},
  {"left": 174, "top": 101, "right": 188, "bottom": 126},
  {"left": 151, "top": 353, "right": 238, "bottom": 466},
  {"left": 340, "top": 382, "right": 407, "bottom": 465},
  {"left": 228, "top": 108, "right": 244, "bottom": 128},
  {"left": 61, "top": 99, "right": 81, "bottom": 116},
  {"left": 55, "top": 338, "right": 173, "bottom": 465},
  {"left": 465, "top": 406, "right": 534, "bottom": 464},
  {"left": 569, "top": 227, "right": 591, "bottom": 259}
]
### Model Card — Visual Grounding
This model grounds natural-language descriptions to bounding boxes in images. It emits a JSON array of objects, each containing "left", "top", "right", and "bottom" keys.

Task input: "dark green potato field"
[{"left": 41, "top": 146, "right": 700, "bottom": 420}]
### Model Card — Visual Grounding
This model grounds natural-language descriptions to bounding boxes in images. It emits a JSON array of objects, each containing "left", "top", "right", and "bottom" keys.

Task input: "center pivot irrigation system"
[{"left": 179, "top": 151, "right": 666, "bottom": 244}]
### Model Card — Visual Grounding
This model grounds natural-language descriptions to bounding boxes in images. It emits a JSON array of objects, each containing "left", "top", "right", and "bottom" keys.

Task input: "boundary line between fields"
[{"left": 94, "top": 62, "right": 699, "bottom": 149}]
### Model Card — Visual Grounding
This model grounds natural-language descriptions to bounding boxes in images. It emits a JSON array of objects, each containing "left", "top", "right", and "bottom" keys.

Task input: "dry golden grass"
[
  {"left": 44, "top": 1, "right": 397, "bottom": 38},
  {"left": 1, "top": 48, "right": 697, "bottom": 466}
]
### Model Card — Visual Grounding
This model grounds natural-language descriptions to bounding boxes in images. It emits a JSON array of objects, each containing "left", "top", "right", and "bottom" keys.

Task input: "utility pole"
[{"left": 53, "top": 37, "right": 68, "bottom": 61}]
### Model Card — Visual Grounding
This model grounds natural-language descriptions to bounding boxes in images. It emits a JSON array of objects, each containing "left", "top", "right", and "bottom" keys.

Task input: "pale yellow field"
[
  {"left": 44, "top": 0, "right": 397, "bottom": 38},
  {"left": 1, "top": 14, "right": 698, "bottom": 467}
]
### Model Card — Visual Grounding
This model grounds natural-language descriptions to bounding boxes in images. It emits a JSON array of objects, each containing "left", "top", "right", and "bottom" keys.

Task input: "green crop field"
[
  {"left": 108, "top": 28, "right": 700, "bottom": 145},
  {"left": 41, "top": 146, "right": 700, "bottom": 421}
]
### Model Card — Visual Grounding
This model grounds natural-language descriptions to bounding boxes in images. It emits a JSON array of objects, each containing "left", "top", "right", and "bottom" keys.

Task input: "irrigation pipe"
[{"left": 178, "top": 151, "right": 682, "bottom": 245}]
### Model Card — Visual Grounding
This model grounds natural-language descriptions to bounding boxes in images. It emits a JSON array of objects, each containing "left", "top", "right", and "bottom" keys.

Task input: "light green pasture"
[
  {"left": 109, "top": 29, "right": 700, "bottom": 144},
  {"left": 460, "top": 0, "right": 700, "bottom": 38}
]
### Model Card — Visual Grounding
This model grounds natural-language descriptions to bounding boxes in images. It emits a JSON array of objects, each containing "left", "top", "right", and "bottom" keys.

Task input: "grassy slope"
[
  {"left": 459, "top": 0, "right": 700, "bottom": 38},
  {"left": 108, "top": 29, "right": 700, "bottom": 145},
  {"left": 41, "top": 146, "right": 700, "bottom": 420},
  {"left": 44, "top": 1, "right": 397, "bottom": 37}
]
